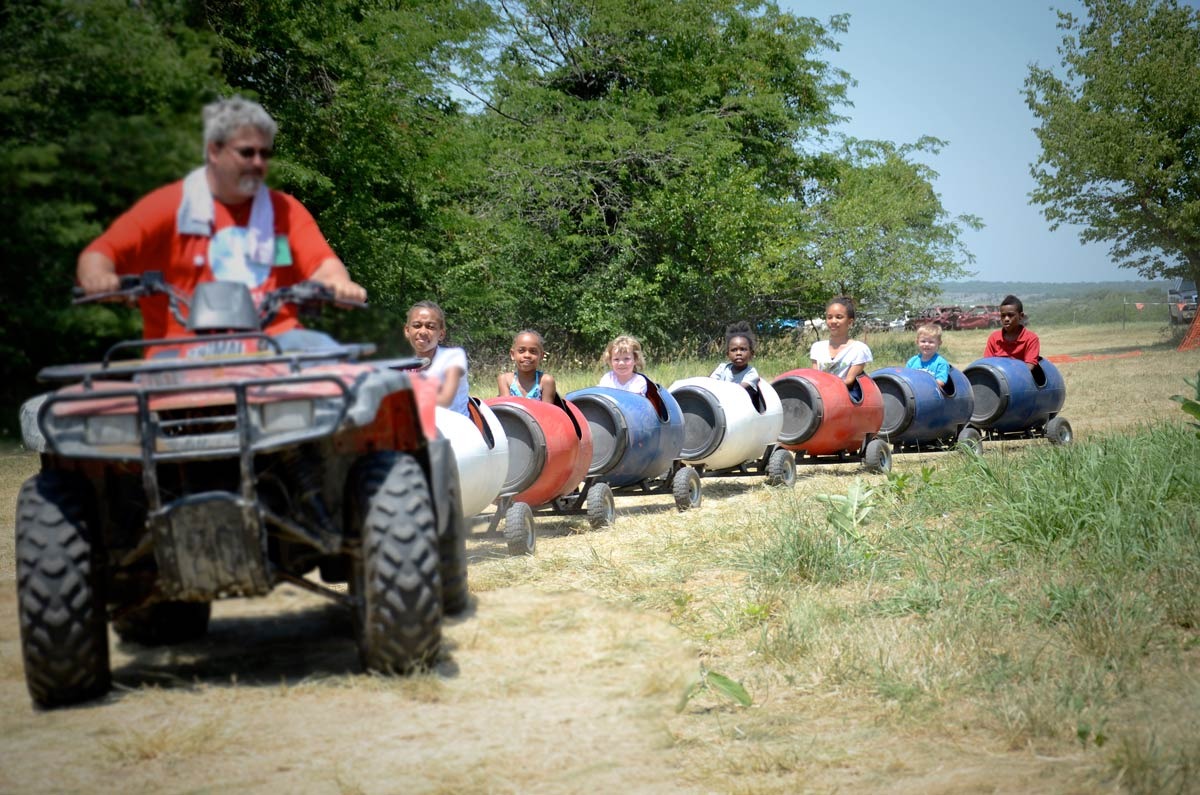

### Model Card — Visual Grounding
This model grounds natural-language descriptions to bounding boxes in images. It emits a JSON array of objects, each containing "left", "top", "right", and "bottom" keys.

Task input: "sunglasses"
[{"left": 228, "top": 145, "right": 274, "bottom": 161}]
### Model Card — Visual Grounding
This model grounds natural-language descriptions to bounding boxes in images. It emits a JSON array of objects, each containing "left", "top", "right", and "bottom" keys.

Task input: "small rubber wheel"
[
  {"left": 586, "top": 482, "right": 616, "bottom": 529},
  {"left": 765, "top": 448, "right": 796, "bottom": 487},
  {"left": 956, "top": 426, "right": 984, "bottom": 455},
  {"left": 863, "top": 438, "right": 892, "bottom": 474},
  {"left": 672, "top": 466, "right": 702, "bottom": 511},
  {"left": 1045, "top": 416, "right": 1073, "bottom": 445},
  {"left": 504, "top": 502, "right": 536, "bottom": 556}
]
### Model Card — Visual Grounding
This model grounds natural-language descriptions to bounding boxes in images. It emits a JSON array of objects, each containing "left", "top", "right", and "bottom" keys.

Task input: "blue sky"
[{"left": 786, "top": 0, "right": 1139, "bottom": 283}]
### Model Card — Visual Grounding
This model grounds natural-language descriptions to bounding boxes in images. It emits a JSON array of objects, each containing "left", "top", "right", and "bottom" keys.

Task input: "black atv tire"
[
  {"left": 351, "top": 452, "right": 443, "bottom": 674},
  {"left": 431, "top": 439, "right": 469, "bottom": 615},
  {"left": 15, "top": 472, "right": 111, "bottom": 708},
  {"left": 113, "top": 601, "right": 212, "bottom": 646}
]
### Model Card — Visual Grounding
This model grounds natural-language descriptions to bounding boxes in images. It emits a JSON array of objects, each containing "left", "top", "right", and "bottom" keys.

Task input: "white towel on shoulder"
[{"left": 176, "top": 166, "right": 275, "bottom": 266}]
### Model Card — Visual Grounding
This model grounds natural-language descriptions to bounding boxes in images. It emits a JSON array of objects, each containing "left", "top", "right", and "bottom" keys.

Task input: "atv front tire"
[
  {"left": 351, "top": 453, "right": 443, "bottom": 674},
  {"left": 16, "top": 472, "right": 111, "bottom": 708}
]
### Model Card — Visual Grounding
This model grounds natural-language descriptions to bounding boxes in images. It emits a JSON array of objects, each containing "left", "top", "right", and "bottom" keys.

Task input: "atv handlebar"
[{"left": 72, "top": 271, "right": 367, "bottom": 328}]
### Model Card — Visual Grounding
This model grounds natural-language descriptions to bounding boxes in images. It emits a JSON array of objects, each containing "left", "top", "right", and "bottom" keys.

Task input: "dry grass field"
[{"left": 1, "top": 321, "right": 1197, "bottom": 794}]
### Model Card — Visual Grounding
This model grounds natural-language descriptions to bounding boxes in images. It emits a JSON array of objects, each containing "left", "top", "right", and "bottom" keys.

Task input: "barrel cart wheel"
[
  {"left": 956, "top": 426, "right": 984, "bottom": 455},
  {"left": 504, "top": 502, "right": 536, "bottom": 556},
  {"left": 672, "top": 465, "right": 702, "bottom": 511},
  {"left": 863, "top": 438, "right": 892, "bottom": 474},
  {"left": 586, "top": 482, "right": 616, "bottom": 529},
  {"left": 765, "top": 448, "right": 796, "bottom": 487},
  {"left": 1045, "top": 416, "right": 1073, "bottom": 446}
]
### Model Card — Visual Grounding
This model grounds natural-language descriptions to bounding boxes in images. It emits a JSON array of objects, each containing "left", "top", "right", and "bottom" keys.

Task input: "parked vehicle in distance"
[
  {"left": 912, "top": 305, "right": 965, "bottom": 331},
  {"left": 1168, "top": 278, "right": 1197, "bottom": 325},
  {"left": 859, "top": 313, "right": 891, "bottom": 333},
  {"left": 955, "top": 305, "right": 1002, "bottom": 330},
  {"left": 888, "top": 314, "right": 910, "bottom": 332}
]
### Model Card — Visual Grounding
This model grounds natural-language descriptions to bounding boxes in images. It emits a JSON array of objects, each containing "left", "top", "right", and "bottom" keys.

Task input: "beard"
[{"left": 235, "top": 173, "right": 264, "bottom": 196}]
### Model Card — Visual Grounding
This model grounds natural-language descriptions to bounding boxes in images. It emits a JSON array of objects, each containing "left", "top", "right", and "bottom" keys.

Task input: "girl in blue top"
[
  {"left": 497, "top": 330, "right": 557, "bottom": 403},
  {"left": 906, "top": 323, "right": 950, "bottom": 387}
]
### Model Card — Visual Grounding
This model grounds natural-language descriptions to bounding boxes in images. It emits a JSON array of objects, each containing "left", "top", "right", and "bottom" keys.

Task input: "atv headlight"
[
  {"left": 84, "top": 414, "right": 141, "bottom": 445},
  {"left": 258, "top": 399, "right": 315, "bottom": 433}
]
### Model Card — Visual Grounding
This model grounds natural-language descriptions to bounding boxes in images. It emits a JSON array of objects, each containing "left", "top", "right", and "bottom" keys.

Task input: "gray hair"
[{"left": 202, "top": 96, "right": 277, "bottom": 152}]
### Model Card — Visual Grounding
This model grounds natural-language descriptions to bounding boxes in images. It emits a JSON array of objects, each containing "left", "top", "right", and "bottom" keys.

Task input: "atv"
[{"left": 16, "top": 272, "right": 467, "bottom": 708}]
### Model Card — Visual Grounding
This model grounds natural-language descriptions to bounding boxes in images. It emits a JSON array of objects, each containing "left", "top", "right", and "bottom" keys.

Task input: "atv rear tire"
[
  {"left": 16, "top": 472, "right": 111, "bottom": 708},
  {"left": 351, "top": 453, "right": 442, "bottom": 674},
  {"left": 113, "top": 601, "right": 212, "bottom": 646}
]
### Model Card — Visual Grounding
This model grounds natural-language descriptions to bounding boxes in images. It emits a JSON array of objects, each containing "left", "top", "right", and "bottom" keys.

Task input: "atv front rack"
[
  {"left": 38, "top": 369, "right": 358, "bottom": 463},
  {"left": 37, "top": 333, "right": 379, "bottom": 385}
]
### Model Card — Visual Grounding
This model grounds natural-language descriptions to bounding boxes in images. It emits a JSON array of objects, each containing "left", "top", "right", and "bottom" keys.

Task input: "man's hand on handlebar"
[{"left": 319, "top": 277, "right": 368, "bottom": 305}]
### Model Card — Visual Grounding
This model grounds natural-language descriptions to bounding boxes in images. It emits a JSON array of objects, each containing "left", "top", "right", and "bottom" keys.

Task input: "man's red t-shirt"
[
  {"left": 984, "top": 325, "right": 1041, "bottom": 365},
  {"left": 83, "top": 180, "right": 336, "bottom": 339}
]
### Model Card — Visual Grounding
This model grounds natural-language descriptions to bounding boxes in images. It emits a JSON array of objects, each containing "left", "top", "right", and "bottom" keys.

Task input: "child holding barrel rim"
[{"left": 809, "top": 296, "right": 873, "bottom": 388}]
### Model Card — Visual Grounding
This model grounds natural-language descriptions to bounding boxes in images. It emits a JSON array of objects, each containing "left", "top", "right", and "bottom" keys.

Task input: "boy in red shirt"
[{"left": 984, "top": 294, "right": 1040, "bottom": 369}]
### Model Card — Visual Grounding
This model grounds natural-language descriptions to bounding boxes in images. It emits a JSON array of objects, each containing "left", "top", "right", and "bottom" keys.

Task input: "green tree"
[
  {"left": 803, "top": 137, "right": 980, "bottom": 309},
  {"left": 462, "top": 0, "right": 851, "bottom": 350},
  {"left": 199, "top": 0, "right": 494, "bottom": 351},
  {"left": 1025, "top": 0, "right": 1200, "bottom": 285},
  {"left": 0, "top": 0, "right": 223, "bottom": 435}
]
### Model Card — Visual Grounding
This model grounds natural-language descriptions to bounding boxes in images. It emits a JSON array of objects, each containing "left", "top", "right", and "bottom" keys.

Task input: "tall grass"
[{"left": 738, "top": 422, "right": 1200, "bottom": 763}]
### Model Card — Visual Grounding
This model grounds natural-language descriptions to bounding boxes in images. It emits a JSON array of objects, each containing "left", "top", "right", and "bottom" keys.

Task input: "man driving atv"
[
  {"left": 22, "top": 96, "right": 366, "bottom": 451},
  {"left": 76, "top": 95, "right": 366, "bottom": 351}
]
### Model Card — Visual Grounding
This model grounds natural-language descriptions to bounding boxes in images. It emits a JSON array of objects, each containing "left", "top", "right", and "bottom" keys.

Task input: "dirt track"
[{"left": 0, "top": 448, "right": 708, "bottom": 793}]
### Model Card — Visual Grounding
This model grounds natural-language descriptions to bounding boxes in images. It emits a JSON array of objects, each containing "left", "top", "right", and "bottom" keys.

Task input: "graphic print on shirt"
[{"left": 208, "top": 226, "right": 273, "bottom": 290}]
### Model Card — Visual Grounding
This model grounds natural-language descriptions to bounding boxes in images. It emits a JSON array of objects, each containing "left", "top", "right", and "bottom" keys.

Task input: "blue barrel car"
[
  {"left": 565, "top": 381, "right": 702, "bottom": 510},
  {"left": 963, "top": 356, "right": 1071, "bottom": 444},
  {"left": 871, "top": 366, "right": 981, "bottom": 453}
]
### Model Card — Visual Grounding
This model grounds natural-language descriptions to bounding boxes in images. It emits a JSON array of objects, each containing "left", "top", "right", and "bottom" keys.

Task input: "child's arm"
[
  {"left": 497, "top": 371, "right": 512, "bottom": 397},
  {"left": 539, "top": 373, "right": 558, "bottom": 403},
  {"left": 438, "top": 365, "right": 465, "bottom": 408},
  {"left": 842, "top": 363, "right": 866, "bottom": 387},
  {"left": 933, "top": 358, "right": 949, "bottom": 387},
  {"left": 1022, "top": 331, "right": 1041, "bottom": 369}
]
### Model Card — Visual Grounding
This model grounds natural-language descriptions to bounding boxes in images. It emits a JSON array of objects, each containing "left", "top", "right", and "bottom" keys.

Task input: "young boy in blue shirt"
[{"left": 906, "top": 323, "right": 950, "bottom": 387}]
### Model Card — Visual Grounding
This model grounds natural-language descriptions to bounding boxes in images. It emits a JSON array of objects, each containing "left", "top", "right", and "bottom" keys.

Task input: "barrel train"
[{"left": 441, "top": 357, "right": 1070, "bottom": 554}]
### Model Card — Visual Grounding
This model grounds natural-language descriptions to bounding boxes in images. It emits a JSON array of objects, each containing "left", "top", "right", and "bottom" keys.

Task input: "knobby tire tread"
[
  {"left": 15, "top": 472, "right": 111, "bottom": 708},
  {"left": 354, "top": 453, "right": 443, "bottom": 674}
]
